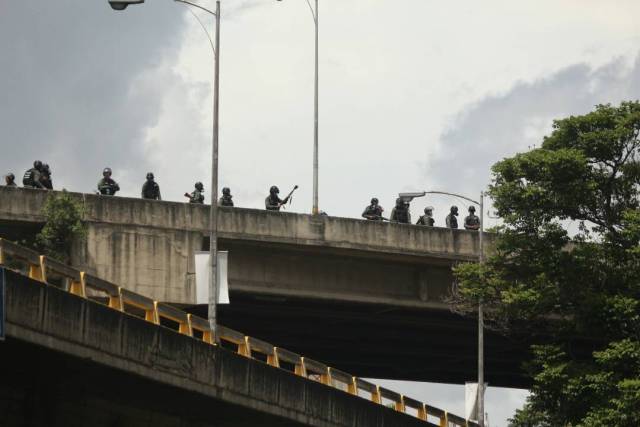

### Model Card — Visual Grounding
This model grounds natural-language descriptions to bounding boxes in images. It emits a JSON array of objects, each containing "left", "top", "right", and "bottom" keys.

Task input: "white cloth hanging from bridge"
[
  {"left": 465, "top": 381, "right": 487, "bottom": 421},
  {"left": 195, "top": 251, "right": 229, "bottom": 305}
]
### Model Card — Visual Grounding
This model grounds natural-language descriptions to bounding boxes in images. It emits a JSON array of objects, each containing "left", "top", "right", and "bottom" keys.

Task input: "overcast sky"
[{"left": 2, "top": 1, "right": 640, "bottom": 425}]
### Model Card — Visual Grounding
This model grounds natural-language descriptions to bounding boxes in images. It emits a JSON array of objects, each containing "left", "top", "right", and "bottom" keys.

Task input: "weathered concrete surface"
[
  {"left": 0, "top": 189, "right": 531, "bottom": 388},
  {"left": 0, "top": 187, "right": 489, "bottom": 306},
  {"left": 3, "top": 270, "right": 433, "bottom": 427}
]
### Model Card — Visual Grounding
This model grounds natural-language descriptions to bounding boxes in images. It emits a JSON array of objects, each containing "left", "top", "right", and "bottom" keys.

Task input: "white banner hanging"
[
  {"left": 465, "top": 382, "right": 487, "bottom": 421},
  {"left": 195, "top": 251, "right": 229, "bottom": 305}
]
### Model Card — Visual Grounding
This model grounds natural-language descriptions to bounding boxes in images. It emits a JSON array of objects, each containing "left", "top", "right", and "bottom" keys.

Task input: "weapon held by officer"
[{"left": 265, "top": 185, "right": 298, "bottom": 211}]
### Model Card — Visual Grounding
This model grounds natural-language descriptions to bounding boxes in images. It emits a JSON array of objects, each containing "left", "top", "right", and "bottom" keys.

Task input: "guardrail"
[{"left": 0, "top": 238, "right": 478, "bottom": 427}]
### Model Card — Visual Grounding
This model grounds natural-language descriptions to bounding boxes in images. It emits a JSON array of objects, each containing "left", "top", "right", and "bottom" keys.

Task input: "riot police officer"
[
  {"left": 97, "top": 168, "right": 120, "bottom": 196},
  {"left": 446, "top": 205, "right": 459, "bottom": 229},
  {"left": 185, "top": 182, "right": 205, "bottom": 204},
  {"left": 22, "top": 161, "right": 45, "bottom": 189},
  {"left": 219, "top": 187, "right": 234, "bottom": 207},
  {"left": 390, "top": 198, "right": 411, "bottom": 224},
  {"left": 40, "top": 163, "right": 53, "bottom": 190},
  {"left": 416, "top": 206, "right": 435, "bottom": 226},
  {"left": 362, "top": 198, "right": 384, "bottom": 220},
  {"left": 4, "top": 173, "right": 17, "bottom": 187},
  {"left": 141, "top": 172, "right": 161, "bottom": 200},
  {"left": 464, "top": 205, "right": 480, "bottom": 231},
  {"left": 265, "top": 186, "right": 289, "bottom": 211}
]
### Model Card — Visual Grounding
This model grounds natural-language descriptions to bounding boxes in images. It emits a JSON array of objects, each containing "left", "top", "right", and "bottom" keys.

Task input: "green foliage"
[
  {"left": 35, "top": 190, "right": 86, "bottom": 263},
  {"left": 453, "top": 102, "right": 640, "bottom": 426}
]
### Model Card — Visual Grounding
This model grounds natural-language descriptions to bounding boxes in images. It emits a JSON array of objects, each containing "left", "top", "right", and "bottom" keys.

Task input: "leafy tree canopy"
[
  {"left": 453, "top": 101, "right": 640, "bottom": 426},
  {"left": 36, "top": 190, "right": 86, "bottom": 263}
]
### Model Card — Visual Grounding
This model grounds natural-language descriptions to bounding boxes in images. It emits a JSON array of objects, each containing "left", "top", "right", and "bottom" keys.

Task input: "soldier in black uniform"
[
  {"left": 141, "top": 172, "right": 161, "bottom": 200},
  {"left": 416, "top": 206, "right": 435, "bottom": 226},
  {"left": 445, "top": 205, "right": 459, "bottom": 229},
  {"left": 185, "top": 182, "right": 205, "bottom": 204},
  {"left": 40, "top": 163, "right": 53, "bottom": 190},
  {"left": 362, "top": 197, "right": 384, "bottom": 220},
  {"left": 22, "top": 161, "right": 46, "bottom": 189},
  {"left": 265, "top": 186, "right": 291, "bottom": 211},
  {"left": 390, "top": 197, "right": 411, "bottom": 224},
  {"left": 219, "top": 187, "right": 234, "bottom": 207},
  {"left": 464, "top": 206, "right": 480, "bottom": 231},
  {"left": 97, "top": 167, "right": 120, "bottom": 196},
  {"left": 4, "top": 173, "right": 17, "bottom": 187}
]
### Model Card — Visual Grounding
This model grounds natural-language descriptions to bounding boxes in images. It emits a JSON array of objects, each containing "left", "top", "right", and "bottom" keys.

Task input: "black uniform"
[
  {"left": 362, "top": 204, "right": 384, "bottom": 220},
  {"left": 390, "top": 199, "right": 411, "bottom": 224},
  {"left": 188, "top": 189, "right": 204, "bottom": 204},
  {"left": 142, "top": 181, "right": 161, "bottom": 200},
  {"left": 265, "top": 194, "right": 284, "bottom": 211},
  {"left": 416, "top": 215, "right": 435, "bottom": 226},
  {"left": 98, "top": 178, "right": 120, "bottom": 196},
  {"left": 22, "top": 168, "right": 45, "bottom": 189},
  {"left": 464, "top": 214, "right": 480, "bottom": 230},
  {"left": 219, "top": 195, "right": 234, "bottom": 207},
  {"left": 40, "top": 165, "right": 53, "bottom": 190}
]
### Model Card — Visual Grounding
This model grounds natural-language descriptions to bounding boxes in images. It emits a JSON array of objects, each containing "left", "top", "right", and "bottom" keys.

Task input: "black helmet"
[
  {"left": 6, "top": 173, "right": 15, "bottom": 180},
  {"left": 43, "top": 163, "right": 50, "bottom": 173},
  {"left": 103, "top": 167, "right": 112, "bottom": 176},
  {"left": 146, "top": 172, "right": 154, "bottom": 180},
  {"left": 451, "top": 205, "right": 458, "bottom": 213},
  {"left": 270, "top": 185, "right": 279, "bottom": 194},
  {"left": 424, "top": 206, "right": 433, "bottom": 214},
  {"left": 371, "top": 197, "right": 378, "bottom": 204},
  {"left": 396, "top": 197, "right": 403, "bottom": 206},
  {"left": 222, "top": 187, "right": 231, "bottom": 195},
  {"left": 33, "top": 160, "right": 43, "bottom": 170},
  {"left": 469, "top": 205, "right": 476, "bottom": 213},
  {"left": 195, "top": 182, "right": 204, "bottom": 190}
]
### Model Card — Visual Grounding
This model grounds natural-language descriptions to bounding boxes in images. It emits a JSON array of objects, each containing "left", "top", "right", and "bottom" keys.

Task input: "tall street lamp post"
[
  {"left": 277, "top": 0, "right": 319, "bottom": 215},
  {"left": 405, "top": 190, "right": 485, "bottom": 426},
  {"left": 108, "top": 0, "right": 221, "bottom": 334}
]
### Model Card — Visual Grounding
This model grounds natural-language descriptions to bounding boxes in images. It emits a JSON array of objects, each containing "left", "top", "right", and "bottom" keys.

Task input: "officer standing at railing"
[
  {"left": 445, "top": 205, "right": 459, "bottom": 229},
  {"left": 416, "top": 206, "right": 435, "bottom": 226},
  {"left": 97, "top": 167, "right": 120, "bottom": 196},
  {"left": 4, "top": 173, "right": 17, "bottom": 187}
]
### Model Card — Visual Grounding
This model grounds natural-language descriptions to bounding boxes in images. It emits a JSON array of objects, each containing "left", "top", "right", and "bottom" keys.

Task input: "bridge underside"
[
  {"left": 1, "top": 339, "right": 296, "bottom": 427},
  {"left": 191, "top": 292, "right": 533, "bottom": 389}
]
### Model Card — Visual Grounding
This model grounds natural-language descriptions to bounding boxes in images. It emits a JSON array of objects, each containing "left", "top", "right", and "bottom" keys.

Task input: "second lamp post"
[
  {"left": 278, "top": 0, "right": 319, "bottom": 215},
  {"left": 108, "top": 0, "right": 222, "bottom": 334}
]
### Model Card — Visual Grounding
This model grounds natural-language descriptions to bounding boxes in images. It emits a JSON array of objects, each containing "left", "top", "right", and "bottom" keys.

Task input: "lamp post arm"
[
  {"left": 174, "top": 0, "right": 217, "bottom": 16},
  {"left": 424, "top": 190, "right": 479, "bottom": 206},
  {"left": 183, "top": 8, "right": 215, "bottom": 55},
  {"left": 304, "top": 0, "right": 317, "bottom": 23}
]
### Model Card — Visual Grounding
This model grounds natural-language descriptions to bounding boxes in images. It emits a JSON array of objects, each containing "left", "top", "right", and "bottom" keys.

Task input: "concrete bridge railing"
[
  {"left": 0, "top": 238, "right": 478, "bottom": 427},
  {"left": 0, "top": 186, "right": 485, "bottom": 259},
  {"left": 0, "top": 187, "right": 489, "bottom": 305}
]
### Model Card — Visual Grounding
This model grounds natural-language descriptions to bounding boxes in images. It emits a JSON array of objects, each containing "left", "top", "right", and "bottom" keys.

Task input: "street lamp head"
[{"left": 108, "top": 0, "right": 145, "bottom": 11}]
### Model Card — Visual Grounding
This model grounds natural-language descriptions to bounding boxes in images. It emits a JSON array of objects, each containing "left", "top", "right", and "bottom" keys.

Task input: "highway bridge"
[
  {"left": 0, "top": 187, "right": 531, "bottom": 387},
  {"left": 0, "top": 241, "right": 475, "bottom": 427}
]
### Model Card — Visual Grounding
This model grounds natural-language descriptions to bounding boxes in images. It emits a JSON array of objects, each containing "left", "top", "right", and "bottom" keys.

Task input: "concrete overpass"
[
  {"left": 0, "top": 260, "right": 475, "bottom": 427},
  {"left": 0, "top": 187, "right": 531, "bottom": 387}
]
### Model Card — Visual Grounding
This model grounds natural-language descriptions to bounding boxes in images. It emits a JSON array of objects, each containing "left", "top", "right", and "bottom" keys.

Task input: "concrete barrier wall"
[
  {"left": 5, "top": 272, "right": 431, "bottom": 427},
  {"left": 0, "top": 187, "right": 488, "bottom": 304}
]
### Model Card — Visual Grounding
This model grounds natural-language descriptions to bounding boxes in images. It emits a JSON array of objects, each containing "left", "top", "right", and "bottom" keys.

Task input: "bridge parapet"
[{"left": 0, "top": 186, "right": 487, "bottom": 261}]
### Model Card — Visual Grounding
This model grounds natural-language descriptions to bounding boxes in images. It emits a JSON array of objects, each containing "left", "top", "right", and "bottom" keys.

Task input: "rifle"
[
  {"left": 280, "top": 185, "right": 299, "bottom": 208},
  {"left": 365, "top": 214, "right": 390, "bottom": 221}
]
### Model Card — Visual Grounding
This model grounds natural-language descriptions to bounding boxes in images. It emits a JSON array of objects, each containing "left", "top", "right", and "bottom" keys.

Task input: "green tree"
[
  {"left": 36, "top": 190, "right": 86, "bottom": 263},
  {"left": 453, "top": 101, "right": 640, "bottom": 426}
]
